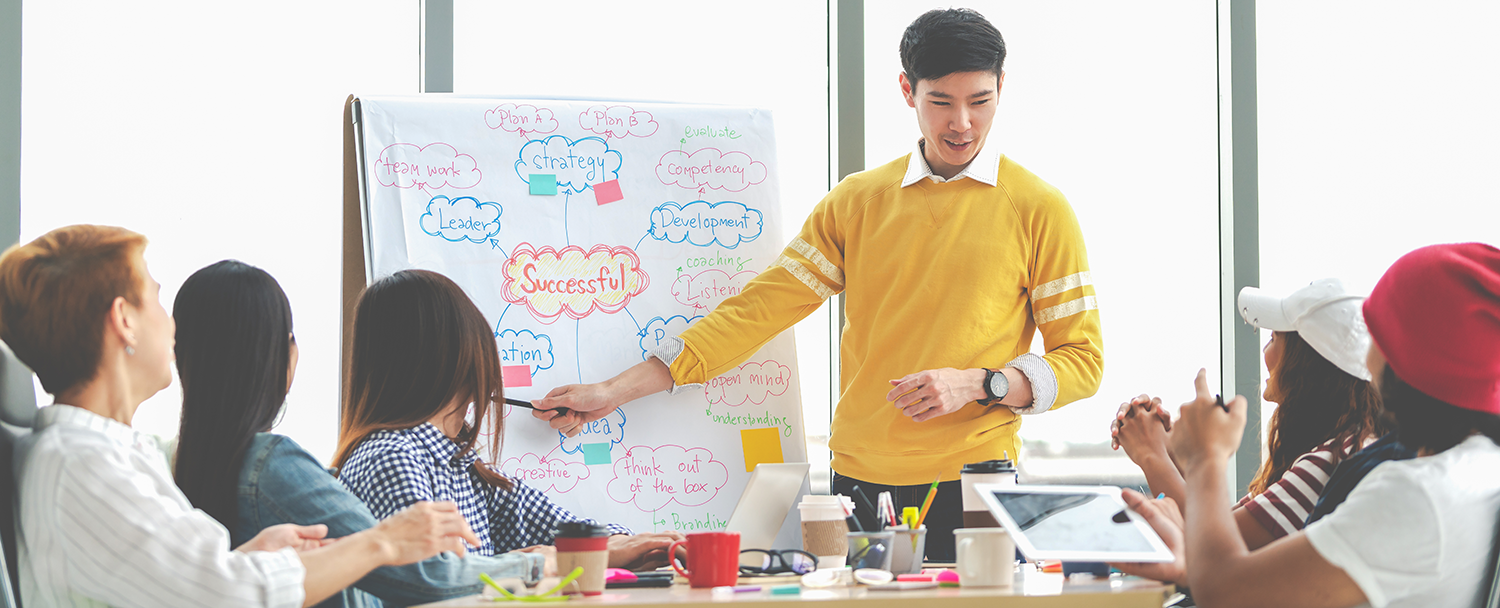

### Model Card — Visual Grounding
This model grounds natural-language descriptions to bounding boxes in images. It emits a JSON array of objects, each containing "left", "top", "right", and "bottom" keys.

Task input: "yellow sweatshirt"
[{"left": 670, "top": 153, "right": 1103, "bottom": 485}]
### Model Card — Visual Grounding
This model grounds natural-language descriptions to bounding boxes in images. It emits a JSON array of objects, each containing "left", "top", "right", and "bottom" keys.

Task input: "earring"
[{"left": 125, "top": 345, "right": 135, "bottom": 356}]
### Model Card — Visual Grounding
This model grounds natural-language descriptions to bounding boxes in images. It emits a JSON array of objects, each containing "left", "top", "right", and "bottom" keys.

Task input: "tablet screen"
[{"left": 990, "top": 490, "right": 1157, "bottom": 553}]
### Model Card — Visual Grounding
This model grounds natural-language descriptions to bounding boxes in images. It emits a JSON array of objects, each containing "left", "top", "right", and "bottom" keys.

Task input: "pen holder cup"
[
  {"left": 888, "top": 527, "right": 927, "bottom": 574},
  {"left": 846, "top": 531, "right": 895, "bottom": 572}
]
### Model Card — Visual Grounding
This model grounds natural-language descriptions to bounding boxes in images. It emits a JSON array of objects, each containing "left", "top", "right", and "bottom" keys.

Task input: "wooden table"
[{"left": 415, "top": 567, "right": 1176, "bottom": 607}]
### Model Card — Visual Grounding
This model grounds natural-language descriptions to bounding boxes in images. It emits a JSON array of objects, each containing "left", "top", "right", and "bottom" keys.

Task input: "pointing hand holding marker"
[
  {"left": 531, "top": 357, "right": 675, "bottom": 437},
  {"left": 504, "top": 398, "right": 569, "bottom": 417}
]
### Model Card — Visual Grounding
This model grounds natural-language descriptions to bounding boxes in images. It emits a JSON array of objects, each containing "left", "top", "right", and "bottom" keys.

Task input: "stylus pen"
[
  {"left": 851, "top": 485, "right": 881, "bottom": 530},
  {"left": 504, "top": 397, "right": 571, "bottom": 416},
  {"left": 1214, "top": 394, "right": 1229, "bottom": 413}
]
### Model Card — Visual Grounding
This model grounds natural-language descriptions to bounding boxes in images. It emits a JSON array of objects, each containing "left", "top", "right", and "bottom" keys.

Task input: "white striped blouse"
[{"left": 14, "top": 404, "right": 305, "bottom": 608}]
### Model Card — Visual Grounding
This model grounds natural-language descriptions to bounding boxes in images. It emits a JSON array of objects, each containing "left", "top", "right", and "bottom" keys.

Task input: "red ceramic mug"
[{"left": 670, "top": 531, "right": 741, "bottom": 588}]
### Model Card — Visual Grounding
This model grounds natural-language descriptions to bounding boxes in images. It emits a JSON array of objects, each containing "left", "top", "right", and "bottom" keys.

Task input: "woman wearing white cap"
[{"left": 1111, "top": 278, "right": 1387, "bottom": 549}]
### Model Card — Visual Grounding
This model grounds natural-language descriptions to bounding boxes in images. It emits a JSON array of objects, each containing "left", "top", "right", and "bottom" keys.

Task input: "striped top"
[
  {"left": 14, "top": 404, "right": 305, "bottom": 608},
  {"left": 1236, "top": 436, "right": 1363, "bottom": 539}
]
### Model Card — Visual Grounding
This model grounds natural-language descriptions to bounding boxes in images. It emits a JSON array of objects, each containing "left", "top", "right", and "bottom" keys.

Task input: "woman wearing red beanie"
[{"left": 1121, "top": 242, "right": 1500, "bottom": 608}]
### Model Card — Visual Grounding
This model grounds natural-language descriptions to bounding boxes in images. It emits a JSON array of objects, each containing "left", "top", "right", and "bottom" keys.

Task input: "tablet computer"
[{"left": 972, "top": 484, "right": 1174, "bottom": 563}]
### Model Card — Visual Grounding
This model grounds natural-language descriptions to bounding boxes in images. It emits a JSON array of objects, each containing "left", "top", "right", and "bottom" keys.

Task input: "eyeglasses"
[{"left": 739, "top": 549, "right": 819, "bottom": 575}]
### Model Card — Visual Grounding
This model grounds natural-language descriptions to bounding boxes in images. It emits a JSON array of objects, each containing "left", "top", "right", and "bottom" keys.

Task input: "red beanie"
[{"left": 1363, "top": 243, "right": 1500, "bottom": 414}]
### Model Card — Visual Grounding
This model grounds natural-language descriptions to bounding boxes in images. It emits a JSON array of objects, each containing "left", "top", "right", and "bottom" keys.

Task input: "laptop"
[{"left": 724, "top": 462, "right": 810, "bottom": 558}]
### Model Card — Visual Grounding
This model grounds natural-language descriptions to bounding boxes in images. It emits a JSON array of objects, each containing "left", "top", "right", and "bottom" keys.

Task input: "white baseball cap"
[{"left": 1238, "top": 278, "right": 1372, "bottom": 381}]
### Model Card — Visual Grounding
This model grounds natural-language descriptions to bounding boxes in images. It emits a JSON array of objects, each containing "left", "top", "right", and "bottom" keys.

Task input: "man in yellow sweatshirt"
[{"left": 533, "top": 8, "right": 1102, "bottom": 561}]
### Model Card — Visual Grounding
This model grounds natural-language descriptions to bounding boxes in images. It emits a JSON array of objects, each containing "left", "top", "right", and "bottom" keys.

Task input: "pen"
[
  {"left": 877, "top": 491, "right": 896, "bottom": 528},
  {"left": 504, "top": 397, "right": 570, "bottom": 416},
  {"left": 1214, "top": 394, "right": 1229, "bottom": 413},
  {"left": 914, "top": 474, "right": 941, "bottom": 530},
  {"left": 841, "top": 495, "right": 864, "bottom": 532},
  {"left": 851, "top": 485, "right": 880, "bottom": 531}
]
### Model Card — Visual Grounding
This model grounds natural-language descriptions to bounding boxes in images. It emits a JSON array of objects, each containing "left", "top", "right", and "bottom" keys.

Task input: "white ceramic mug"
[{"left": 954, "top": 527, "right": 1015, "bottom": 588}]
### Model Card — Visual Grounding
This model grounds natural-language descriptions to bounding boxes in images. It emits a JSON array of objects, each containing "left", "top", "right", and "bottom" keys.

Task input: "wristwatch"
[{"left": 981, "top": 368, "right": 1009, "bottom": 405}]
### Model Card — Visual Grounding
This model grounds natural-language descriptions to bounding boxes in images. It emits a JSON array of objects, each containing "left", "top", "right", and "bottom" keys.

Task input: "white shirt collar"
[
  {"left": 35, "top": 403, "right": 147, "bottom": 446},
  {"left": 901, "top": 138, "right": 1002, "bottom": 188}
]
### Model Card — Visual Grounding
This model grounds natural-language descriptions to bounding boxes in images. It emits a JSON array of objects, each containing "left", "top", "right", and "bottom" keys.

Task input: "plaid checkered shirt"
[{"left": 339, "top": 423, "right": 631, "bottom": 556}]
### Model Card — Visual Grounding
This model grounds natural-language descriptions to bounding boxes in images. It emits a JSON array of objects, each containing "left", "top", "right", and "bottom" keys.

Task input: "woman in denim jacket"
[{"left": 171, "top": 260, "right": 542, "bottom": 607}]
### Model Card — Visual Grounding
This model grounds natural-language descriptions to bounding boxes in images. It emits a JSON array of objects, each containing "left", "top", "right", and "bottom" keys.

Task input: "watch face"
[{"left": 990, "top": 372, "right": 1009, "bottom": 398}]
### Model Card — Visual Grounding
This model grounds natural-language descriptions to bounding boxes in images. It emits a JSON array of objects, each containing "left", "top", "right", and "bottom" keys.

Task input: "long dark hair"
[
  {"left": 333, "top": 269, "right": 511, "bottom": 490},
  {"left": 1248, "top": 331, "right": 1388, "bottom": 495},
  {"left": 1382, "top": 366, "right": 1500, "bottom": 453},
  {"left": 172, "top": 260, "right": 294, "bottom": 529}
]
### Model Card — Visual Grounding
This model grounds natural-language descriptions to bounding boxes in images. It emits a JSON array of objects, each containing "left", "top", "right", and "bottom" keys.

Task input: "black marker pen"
[{"left": 505, "top": 397, "right": 570, "bottom": 416}]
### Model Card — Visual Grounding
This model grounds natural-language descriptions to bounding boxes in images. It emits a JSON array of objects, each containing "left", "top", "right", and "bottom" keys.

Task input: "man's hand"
[
  {"left": 886, "top": 368, "right": 986, "bottom": 422},
  {"left": 533, "top": 359, "right": 674, "bottom": 437},
  {"left": 1168, "top": 369, "right": 1247, "bottom": 474},
  {"left": 532, "top": 383, "right": 618, "bottom": 437},
  {"left": 512, "top": 544, "right": 558, "bottom": 577},
  {"left": 235, "top": 523, "right": 332, "bottom": 554},
  {"left": 607, "top": 532, "right": 687, "bottom": 570},
  {"left": 1109, "top": 488, "right": 1186, "bottom": 584},
  {"left": 366, "top": 501, "right": 482, "bottom": 565}
]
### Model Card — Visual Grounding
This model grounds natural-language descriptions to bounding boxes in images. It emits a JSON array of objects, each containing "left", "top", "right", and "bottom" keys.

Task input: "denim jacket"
[{"left": 235, "top": 433, "right": 543, "bottom": 608}]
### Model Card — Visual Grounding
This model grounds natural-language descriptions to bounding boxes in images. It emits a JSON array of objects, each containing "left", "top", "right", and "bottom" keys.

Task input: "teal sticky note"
[
  {"left": 529, "top": 174, "right": 558, "bottom": 195},
  {"left": 581, "top": 442, "right": 611, "bottom": 465}
]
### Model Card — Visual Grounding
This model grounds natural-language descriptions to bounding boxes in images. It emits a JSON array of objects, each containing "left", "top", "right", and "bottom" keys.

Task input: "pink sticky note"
[
  {"left": 594, "top": 179, "right": 624, "bottom": 205},
  {"left": 502, "top": 365, "right": 532, "bottom": 387}
]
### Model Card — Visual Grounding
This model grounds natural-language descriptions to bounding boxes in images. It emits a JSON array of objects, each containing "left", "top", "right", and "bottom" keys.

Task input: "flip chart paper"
[{"left": 355, "top": 96, "right": 808, "bottom": 538}]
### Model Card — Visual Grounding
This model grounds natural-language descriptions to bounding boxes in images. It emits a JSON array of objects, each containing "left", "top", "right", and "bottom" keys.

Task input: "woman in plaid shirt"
[{"left": 334, "top": 269, "right": 683, "bottom": 571}]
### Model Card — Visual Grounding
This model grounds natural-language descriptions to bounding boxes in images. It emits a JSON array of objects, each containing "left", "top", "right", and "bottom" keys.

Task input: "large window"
[
  {"left": 1258, "top": 3, "right": 1500, "bottom": 436},
  {"left": 864, "top": 2, "right": 1220, "bottom": 483},
  {"left": 1259, "top": 3, "right": 1500, "bottom": 295},
  {"left": 21, "top": 0, "right": 418, "bottom": 461}
]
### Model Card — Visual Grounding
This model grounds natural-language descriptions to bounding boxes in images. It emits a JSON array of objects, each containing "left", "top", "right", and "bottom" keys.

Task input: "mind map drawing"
[{"left": 358, "top": 97, "right": 806, "bottom": 539}]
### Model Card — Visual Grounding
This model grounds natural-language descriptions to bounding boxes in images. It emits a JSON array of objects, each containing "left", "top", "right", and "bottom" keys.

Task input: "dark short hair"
[
  {"left": 900, "top": 8, "right": 1006, "bottom": 85},
  {"left": 1382, "top": 365, "right": 1500, "bottom": 454}
]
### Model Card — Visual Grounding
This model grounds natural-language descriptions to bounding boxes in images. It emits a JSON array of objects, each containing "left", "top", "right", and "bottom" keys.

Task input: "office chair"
[
  {"left": 0, "top": 339, "right": 37, "bottom": 608},
  {"left": 1488, "top": 528, "right": 1500, "bottom": 608}
]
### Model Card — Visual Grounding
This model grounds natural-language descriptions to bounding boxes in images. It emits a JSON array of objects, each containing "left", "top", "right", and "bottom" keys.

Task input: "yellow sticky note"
[{"left": 740, "top": 427, "right": 784, "bottom": 472}]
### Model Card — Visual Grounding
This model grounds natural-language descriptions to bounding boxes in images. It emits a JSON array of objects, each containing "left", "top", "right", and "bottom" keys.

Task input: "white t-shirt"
[{"left": 1305, "top": 434, "right": 1500, "bottom": 608}]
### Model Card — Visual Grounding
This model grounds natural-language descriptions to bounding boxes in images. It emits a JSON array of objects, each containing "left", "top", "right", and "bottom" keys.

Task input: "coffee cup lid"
[
  {"left": 962, "top": 459, "right": 1016, "bottom": 474},
  {"left": 553, "top": 521, "right": 609, "bottom": 538}
]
